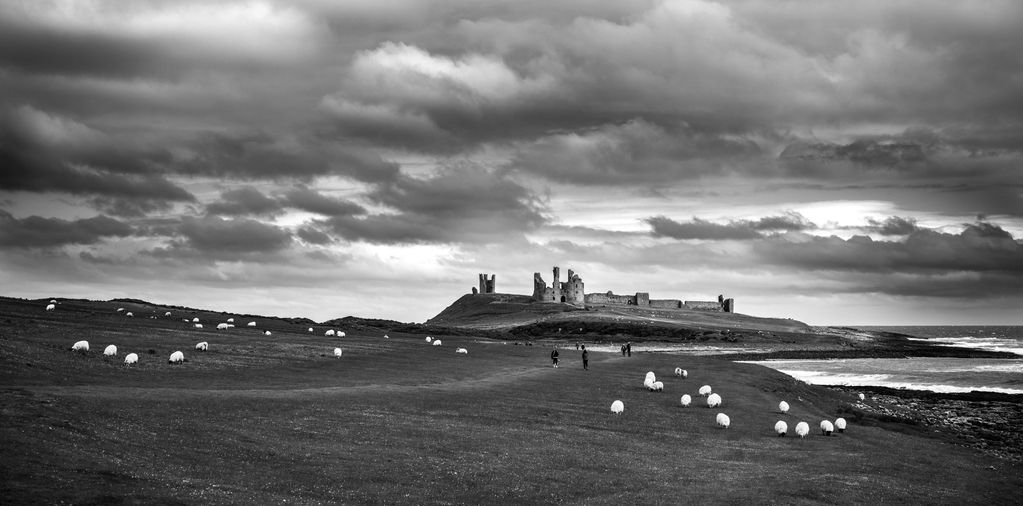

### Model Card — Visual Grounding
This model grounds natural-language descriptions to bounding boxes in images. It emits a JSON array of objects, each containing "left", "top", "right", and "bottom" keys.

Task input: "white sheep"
[
  {"left": 338, "top": 331, "right": 346, "bottom": 338},
  {"left": 71, "top": 340, "right": 89, "bottom": 351},
  {"left": 432, "top": 340, "right": 442, "bottom": 346},
  {"left": 192, "top": 317, "right": 199, "bottom": 323},
  {"left": 124, "top": 353, "right": 138, "bottom": 365},
  {"left": 778, "top": 401, "right": 790, "bottom": 414},
  {"left": 698, "top": 385, "right": 712, "bottom": 397},
  {"left": 455, "top": 348, "right": 468, "bottom": 354},
  {"left": 217, "top": 323, "right": 230, "bottom": 330},
  {"left": 264, "top": 330, "right": 272, "bottom": 336},
  {"left": 165, "top": 311, "right": 172, "bottom": 316},
  {"left": 775, "top": 420, "right": 788, "bottom": 437},
  {"left": 795, "top": 421, "right": 809, "bottom": 438},
  {"left": 325, "top": 329, "right": 335, "bottom": 337},
  {"left": 194, "top": 323, "right": 203, "bottom": 329},
  {"left": 45, "top": 304, "right": 55, "bottom": 311},
  {"left": 716, "top": 413, "right": 730, "bottom": 429},
  {"left": 820, "top": 420, "right": 834, "bottom": 436},
  {"left": 227, "top": 318, "right": 234, "bottom": 323},
  {"left": 334, "top": 347, "right": 343, "bottom": 358},
  {"left": 425, "top": 336, "right": 432, "bottom": 343},
  {"left": 168, "top": 351, "right": 184, "bottom": 364},
  {"left": 195, "top": 341, "right": 208, "bottom": 351},
  {"left": 126, "top": 312, "right": 133, "bottom": 317},
  {"left": 707, "top": 393, "right": 722, "bottom": 408},
  {"left": 680, "top": 394, "right": 692, "bottom": 407},
  {"left": 645, "top": 371, "right": 656, "bottom": 383},
  {"left": 611, "top": 400, "right": 624, "bottom": 414},
  {"left": 50, "top": 299, "right": 57, "bottom": 304},
  {"left": 652, "top": 381, "right": 664, "bottom": 392},
  {"left": 103, "top": 344, "right": 117, "bottom": 356},
  {"left": 835, "top": 418, "right": 847, "bottom": 433},
  {"left": 384, "top": 335, "right": 389, "bottom": 339},
  {"left": 858, "top": 393, "right": 866, "bottom": 401},
  {"left": 308, "top": 328, "right": 314, "bottom": 332},
  {"left": 247, "top": 321, "right": 256, "bottom": 327},
  {"left": 117, "top": 308, "right": 125, "bottom": 312}
]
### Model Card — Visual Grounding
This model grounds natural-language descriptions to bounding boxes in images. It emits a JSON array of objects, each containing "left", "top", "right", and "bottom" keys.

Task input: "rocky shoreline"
[{"left": 832, "top": 386, "right": 1023, "bottom": 463}]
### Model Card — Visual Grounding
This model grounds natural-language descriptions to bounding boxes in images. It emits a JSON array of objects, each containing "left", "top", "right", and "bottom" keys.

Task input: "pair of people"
[{"left": 551, "top": 346, "right": 588, "bottom": 370}]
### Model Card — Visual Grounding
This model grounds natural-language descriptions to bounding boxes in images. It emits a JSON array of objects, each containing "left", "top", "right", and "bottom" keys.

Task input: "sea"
[{"left": 745, "top": 326, "right": 1023, "bottom": 395}]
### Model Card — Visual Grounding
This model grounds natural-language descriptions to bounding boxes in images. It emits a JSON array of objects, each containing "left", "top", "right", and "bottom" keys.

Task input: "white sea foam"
[{"left": 906, "top": 336, "right": 1023, "bottom": 356}]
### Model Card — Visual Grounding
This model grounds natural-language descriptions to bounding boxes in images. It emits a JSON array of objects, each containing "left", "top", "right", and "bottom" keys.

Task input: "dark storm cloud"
[
  {"left": 296, "top": 226, "right": 334, "bottom": 245},
  {"left": 647, "top": 213, "right": 815, "bottom": 240},
  {"left": 281, "top": 186, "right": 366, "bottom": 217},
  {"left": 866, "top": 216, "right": 920, "bottom": 236},
  {"left": 323, "top": 165, "right": 547, "bottom": 243},
  {"left": 178, "top": 216, "right": 292, "bottom": 254},
  {"left": 754, "top": 222, "right": 1023, "bottom": 275},
  {"left": 0, "top": 210, "right": 132, "bottom": 248},
  {"left": 206, "top": 187, "right": 283, "bottom": 216}
]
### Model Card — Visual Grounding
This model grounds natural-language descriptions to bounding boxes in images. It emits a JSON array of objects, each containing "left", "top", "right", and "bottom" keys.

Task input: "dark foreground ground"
[{"left": 2, "top": 297, "right": 1021, "bottom": 504}]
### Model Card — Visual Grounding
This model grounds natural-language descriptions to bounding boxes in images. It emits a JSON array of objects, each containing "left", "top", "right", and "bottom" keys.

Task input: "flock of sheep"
[
  {"left": 57, "top": 301, "right": 470, "bottom": 368},
  {"left": 615, "top": 368, "right": 854, "bottom": 439}
]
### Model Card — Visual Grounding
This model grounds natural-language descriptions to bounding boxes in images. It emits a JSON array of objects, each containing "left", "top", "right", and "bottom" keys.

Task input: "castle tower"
[
  {"left": 478, "top": 273, "right": 496, "bottom": 294},
  {"left": 551, "top": 266, "right": 562, "bottom": 302}
]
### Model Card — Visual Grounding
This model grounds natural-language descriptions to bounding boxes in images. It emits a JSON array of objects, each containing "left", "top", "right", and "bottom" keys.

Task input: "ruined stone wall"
[
  {"left": 585, "top": 291, "right": 637, "bottom": 305},
  {"left": 723, "top": 298, "right": 734, "bottom": 313},
  {"left": 685, "top": 301, "right": 723, "bottom": 311},
  {"left": 562, "top": 269, "right": 585, "bottom": 304},
  {"left": 478, "top": 273, "right": 496, "bottom": 294},
  {"left": 635, "top": 292, "right": 650, "bottom": 306},
  {"left": 649, "top": 299, "right": 683, "bottom": 309}
]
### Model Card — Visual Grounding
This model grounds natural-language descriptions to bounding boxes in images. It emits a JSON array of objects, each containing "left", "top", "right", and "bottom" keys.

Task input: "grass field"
[{"left": 2, "top": 297, "right": 1021, "bottom": 504}]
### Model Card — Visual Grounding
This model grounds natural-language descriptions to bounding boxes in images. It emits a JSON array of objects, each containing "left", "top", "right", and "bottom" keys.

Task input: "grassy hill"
[{"left": 1, "top": 295, "right": 1021, "bottom": 503}]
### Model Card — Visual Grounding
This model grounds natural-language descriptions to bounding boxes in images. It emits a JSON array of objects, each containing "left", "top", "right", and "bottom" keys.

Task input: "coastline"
[{"left": 830, "top": 385, "right": 1023, "bottom": 463}]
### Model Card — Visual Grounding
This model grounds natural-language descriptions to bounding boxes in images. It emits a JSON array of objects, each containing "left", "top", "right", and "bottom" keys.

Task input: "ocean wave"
[{"left": 906, "top": 336, "right": 1023, "bottom": 356}]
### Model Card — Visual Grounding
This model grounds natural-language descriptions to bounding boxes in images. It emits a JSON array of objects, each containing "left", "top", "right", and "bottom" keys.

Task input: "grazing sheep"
[
  {"left": 264, "top": 330, "right": 272, "bottom": 336},
  {"left": 426, "top": 336, "right": 433, "bottom": 343},
  {"left": 227, "top": 318, "right": 234, "bottom": 323},
  {"left": 835, "top": 418, "right": 847, "bottom": 433},
  {"left": 795, "top": 422, "right": 810, "bottom": 438},
  {"left": 432, "top": 340, "right": 442, "bottom": 346},
  {"left": 645, "top": 371, "right": 656, "bottom": 383},
  {"left": 325, "top": 329, "right": 335, "bottom": 337},
  {"left": 125, "top": 312, "right": 133, "bottom": 317},
  {"left": 192, "top": 317, "right": 200, "bottom": 323},
  {"left": 45, "top": 304, "right": 55, "bottom": 311},
  {"left": 384, "top": 335, "right": 389, "bottom": 339},
  {"left": 117, "top": 308, "right": 125, "bottom": 312},
  {"left": 124, "top": 353, "right": 138, "bottom": 365},
  {"left": 339, "top": 332, "right": 346, "bottom": 338},
  {"left": 858, "top": 393, "right": 866, "bottom": 401},
  {"left": 680, "top": 394, "right": 692, "bottom": 407},
  {"left": 195, "top": 341, "right": 208, "bottom": 351},
  {"left": 71, "top": 340, "right": 89, "bottom": 351},
  {"left": 168, "top": 351, "right": 184, "bottom": 364},
  {"left": 194, "top": 323, "right": 203, "bottom": 329},
  {"left": 775, "top": 420, "right": 788, "bottom": 436},
  {"left": 820, "top": 420, "right": 834, "bottom": 436},
  {"left": 247, "top": 321, "right": 256, "bottom": 327},
  {"left": 456, "top": 348, "right": 468, "bottom": 354},
  {"left": 104, "top": 345, "right": 117, "bottom": 356},
  {"left": 334, "top": 347, "right": 343, "bottom": 358},
  {"left": 699, "top": 385, "right": 712, "bottom": 397},
  {"left": 217, "top": 323, "right": 230, "bottom": 330},
  {"left": 674, "top": 367, "right": 682, "bottom": 377},
  {"left": 611, "top": 400, "right": 624, "bottom": 414},
  {"left": 308, "top": 328, "right": 314, "bottom": 332},
  {"left": 50, "top": 299, "right": 57, "bottom": 304},
  {"left": 716, "top": 413, "right": 730, "bottom": 429},
  {"left": 778, "top": 401, "right": 790, "bottom": 414},
  {"left": 652, "top": 381, "right": 664, "bottom": 392},
  {"left": 165, "top": 311, "right": 172, "bottom": 316},
  {"left": 707, "top": 393, "right": 722, "bottom": 408}
]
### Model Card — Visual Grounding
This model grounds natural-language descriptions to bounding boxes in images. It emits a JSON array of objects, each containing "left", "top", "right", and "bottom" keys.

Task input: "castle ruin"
[{"left": 523, "top": 266, "right": 733, "bottom": 312}]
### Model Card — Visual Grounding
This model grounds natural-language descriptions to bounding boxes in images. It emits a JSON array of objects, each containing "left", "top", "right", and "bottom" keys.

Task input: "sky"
[{"left": 2, "top": 0, "right": 1023, "bottom": 325}]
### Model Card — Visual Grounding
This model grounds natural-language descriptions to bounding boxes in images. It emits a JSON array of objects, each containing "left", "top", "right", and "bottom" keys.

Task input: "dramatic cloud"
[
  {"left": 177, "top": 216, "right": 292, "bottom": 254},
  {"left": 647, "top": 213, "right": 815, "bottom": 240},
  {"left": 280, "top": 186, "right": 365, "bottom": 217},
  {"left": 866, "top": 216, "right": 920, "bottom": 236},
  {"left": 206, "top": 187, "right": 283, "bottom": 216},
  {"left": 0, "top": 210, "right": 132, "bottom": 248}
]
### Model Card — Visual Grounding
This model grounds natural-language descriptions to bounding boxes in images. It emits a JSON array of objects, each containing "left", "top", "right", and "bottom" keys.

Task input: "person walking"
[
  {"left": 581, "top": 345, "right": 589, "bottom": 370},
  {"left": 551, "top": 348, "right": 559, "bottom": 368},
  {"left": 626, "top": 342, "right": 632, "bottom": 357}
]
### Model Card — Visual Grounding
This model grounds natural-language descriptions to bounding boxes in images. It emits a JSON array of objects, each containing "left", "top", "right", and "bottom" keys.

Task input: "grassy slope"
[{"left": 1, "top": 296, "right": 1021, "bottom": 504}]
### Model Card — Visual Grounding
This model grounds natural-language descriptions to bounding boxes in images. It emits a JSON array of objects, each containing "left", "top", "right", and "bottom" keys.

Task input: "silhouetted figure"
[
  {"left": 551, "top": 348, "right": 559, "bottom": 368},
  {"left": 626, "top": 342, "right": 632, "bottom": 357},
  {"left": 581, "top": 345, "right": 589, "bottom": 370},
  {"left": 621, "top": 344, "right": 626, "bottom": 356}
]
